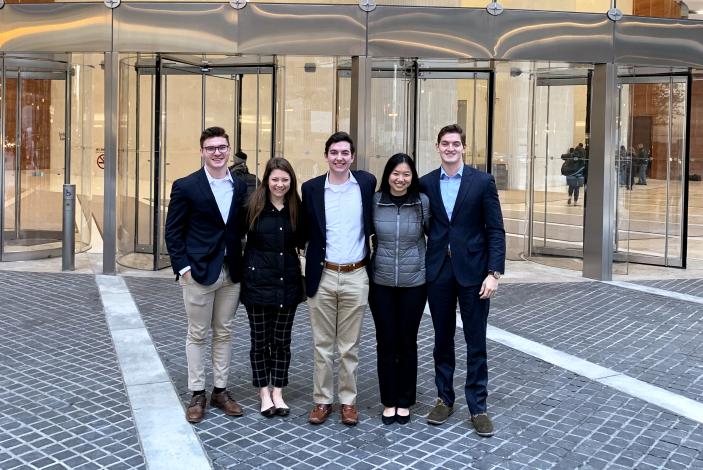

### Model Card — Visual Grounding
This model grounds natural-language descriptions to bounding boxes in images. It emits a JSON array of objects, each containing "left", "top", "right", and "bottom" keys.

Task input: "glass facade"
[
  {"left": 0, "top": 54, "right": 95, "bottom": 261},
  {"left": 0, "top": 2, "right": 700, "bottom": 275}
]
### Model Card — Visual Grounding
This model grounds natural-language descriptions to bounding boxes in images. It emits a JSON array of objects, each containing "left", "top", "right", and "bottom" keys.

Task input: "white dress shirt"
[{"left": 324, "top": 172, "right": 365, "bottom": 264}]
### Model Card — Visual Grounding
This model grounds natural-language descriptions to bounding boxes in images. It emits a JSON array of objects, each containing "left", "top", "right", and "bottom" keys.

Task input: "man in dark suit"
[
  {"left": 300, "top": 131, "right": 376, "bottom": 426},
  {"left": 420, "top": 124, "right": 505, "bottom": 437},
  {"left": 165, "top": 126, "right": 248, "bottom": 423}
]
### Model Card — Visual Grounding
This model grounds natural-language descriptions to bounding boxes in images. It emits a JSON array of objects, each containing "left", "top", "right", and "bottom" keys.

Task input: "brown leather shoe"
[
  {"left": 308, "top": 404, "right": 333, "bottom": 424},
  {"left": 211, "top": 390, "right": 243, "bottom": 417},
  {"left": 186, "top": 394, "right": 206, "bottom": 423},
  {"left": 340, "top": 404, "right": 358, "bottom": 426}
]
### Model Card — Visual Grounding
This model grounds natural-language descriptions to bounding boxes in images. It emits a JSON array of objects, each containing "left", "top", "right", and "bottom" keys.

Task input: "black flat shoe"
[
  {"left": 381, "top": 414, "right": 396, "bottom": 425},
  {"left": 275, "top": 407, "right": 290, "bottom": 417},
  {"left": 396, "top": 414, "right": 410, "bottom": 425},
  {"left": 261, "top": 406, "right": 276, "bottom": 418}
]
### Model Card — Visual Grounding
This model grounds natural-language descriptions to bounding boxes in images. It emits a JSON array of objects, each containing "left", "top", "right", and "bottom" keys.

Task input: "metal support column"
[
  {"left": 583, "top": 63, "right": 617, "bottom": 280},
  {"left": 350, "top": 56, "right": 371, "bottom": 170},
  {"left": 103, "top": 51, "right": 119, "bottom": 274}
]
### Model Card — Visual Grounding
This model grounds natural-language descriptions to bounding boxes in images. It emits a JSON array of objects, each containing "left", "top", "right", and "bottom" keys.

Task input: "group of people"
[
  {"left": 164, "top": 124, "right": 506, "bottom": 438},
  {"left": 618, "top": 143, "right": 651, "bottom": 190}
]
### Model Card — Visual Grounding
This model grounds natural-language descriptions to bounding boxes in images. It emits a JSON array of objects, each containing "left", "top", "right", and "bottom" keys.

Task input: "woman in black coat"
[{"left": 242, "top": 157, "right": 304, "bottom": 417}]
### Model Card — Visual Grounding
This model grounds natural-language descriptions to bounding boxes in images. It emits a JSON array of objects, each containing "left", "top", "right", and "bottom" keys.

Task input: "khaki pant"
[
  {"left": 307, "top": 267, "right": 369, "bottom": 405},
  {"left": 181, "top": 266, "right": 240, "bottom": 391}
]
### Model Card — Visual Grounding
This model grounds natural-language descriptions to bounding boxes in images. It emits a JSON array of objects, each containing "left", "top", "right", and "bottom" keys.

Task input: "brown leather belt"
[{"left": 324, "top": 260, "right": 366, "bottom": 273}]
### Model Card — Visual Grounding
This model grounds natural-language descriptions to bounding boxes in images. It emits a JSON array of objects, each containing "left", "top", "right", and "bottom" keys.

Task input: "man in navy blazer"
[
  {"left": 165, "top": 127, "right": 248, "bottom": 424},
  {"left": 420, "top": 124, "right": 505, "bottom": 437},
  {"left": 300, "top": 132, "right": 376, "bottom": 426}
]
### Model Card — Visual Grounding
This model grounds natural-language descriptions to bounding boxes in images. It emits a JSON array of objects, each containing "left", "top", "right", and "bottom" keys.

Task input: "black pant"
[
  {"left": 427, "top": 257, "right": 489, "bottom": 414},
  {"left": 246, "top": 305, "right": 296, "bottom": 388},
  {"left": 369, "top": 282, "right": 427, "bottom": 408}
]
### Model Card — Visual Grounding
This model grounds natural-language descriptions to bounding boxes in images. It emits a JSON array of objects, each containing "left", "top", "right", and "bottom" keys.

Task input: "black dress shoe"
[
  {"left": 396, "top": 413, "right": 410, "bottom": 425},
  {"left": 381, "top": 414, "right": 396, "bottom": 425},
  {"left": 275, "top": 407, "right": 290, "bottom": 417},
  {"left": 261, "top": 406, "right": 276, "bottom": 417}
]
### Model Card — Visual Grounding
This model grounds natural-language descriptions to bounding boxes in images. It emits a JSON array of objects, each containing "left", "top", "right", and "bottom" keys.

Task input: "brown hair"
[
  {"left": 436, "top": 124, "right": 466, "bottom": 146},
  {"left": 247, "top": 158, "right": 301, "bottom": 232},
  {"left": 200, "top": 126, "right": 230, "bottom": 147},
  {"left": 324, "top": 131, "right": 355, "bottom": 155}
]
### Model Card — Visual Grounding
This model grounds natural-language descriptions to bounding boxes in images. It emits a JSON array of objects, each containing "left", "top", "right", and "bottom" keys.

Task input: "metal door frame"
[
  {"left": 528, "top": 75, "right": 591, "bottom": 259},
  {"left": 613, "top": 73, "right": 689, "bottom": 268},
  {"left": 0, "top": 55, "right": 70, "bottom": 261},
  {"left": 132, "top": 55, "right": 276, "bottom": 270}
]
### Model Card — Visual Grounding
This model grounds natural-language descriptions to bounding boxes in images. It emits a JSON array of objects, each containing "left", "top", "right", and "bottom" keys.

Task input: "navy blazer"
[
  {"left": 164, "top": 168, "right": 248, "bottom": 286},
  {"left": 301, "top": 170, "right": 377, "bottom": 297},
  {"left": 419, "top": 165, "right": 506, "bottom": 287}
]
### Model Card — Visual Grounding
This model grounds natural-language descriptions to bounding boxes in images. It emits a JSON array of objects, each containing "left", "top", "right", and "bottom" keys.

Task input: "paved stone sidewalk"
[
  {"left": 0, "top": 272, "right": 145, "bottom": 470},
  {"left": 636, "top": 278, "right": 703, "bottom": 297},
  {"left": 490, "top": 281, "right": 703, "bottom": 404},
  {"left": 127, "top": 277, "right": 703, "bottom": 470}
]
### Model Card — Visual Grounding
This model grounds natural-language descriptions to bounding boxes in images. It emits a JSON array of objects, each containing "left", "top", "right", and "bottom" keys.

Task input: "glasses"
[
  {"left": 328, "top": 150, "right": 352, "bottom": 157},
  {"left": 202, "top": 145, "right": 230, "bottom": 154}
]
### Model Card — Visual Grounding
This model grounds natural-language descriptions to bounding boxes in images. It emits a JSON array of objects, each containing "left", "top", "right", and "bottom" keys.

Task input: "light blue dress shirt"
[{"left": 440, "top": 165, "right": 463, "bottom": 220}]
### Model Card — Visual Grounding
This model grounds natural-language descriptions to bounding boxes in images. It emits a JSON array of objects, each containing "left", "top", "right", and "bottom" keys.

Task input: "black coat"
[
  {"left": 241, "top": 202, "right": 305, "bottom": 308},
  {"left": 164, "top": 168, "right": 248, "bottom": 285}
]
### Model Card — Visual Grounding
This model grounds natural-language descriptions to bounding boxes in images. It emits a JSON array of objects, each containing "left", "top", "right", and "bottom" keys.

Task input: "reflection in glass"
[
  {"left": 529, "top": 69, "right": 589, "bottom": 259},
  {"left": 368, "top": 66, "right": 412, "bottom": 179},
  {"left": 616, "top": 73, "right": 687, "bottom": 267},
  {"left": 416, "top": 72, "right": 490, "bottom": 177},
  {"left": 278, "top": 57, "right": 339, "bottom": 186},
  {"left": 117, "top": 55, "right": 273, "bottom": 269}
]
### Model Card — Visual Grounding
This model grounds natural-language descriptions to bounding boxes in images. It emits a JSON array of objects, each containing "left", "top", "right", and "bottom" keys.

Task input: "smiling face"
[
  {"left": 200, "top": 136, "right": 230, "bottom": 177},
  {"left": 325, "top": 141, "right": 355, "bottom": 182},
  {"left": 388, "top": 162, "right": 412, "bottom": 196},
  {"left": 268, "top": 168, "right": 291, "bottom": 201},
  {"left": 436, "top": 132, "right": 465, "bottom": 174}
]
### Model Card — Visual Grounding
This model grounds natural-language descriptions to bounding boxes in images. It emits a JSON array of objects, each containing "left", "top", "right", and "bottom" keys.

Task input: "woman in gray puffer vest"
[{"left": 370, "top": 153, "right": 430, "bottom": 425}]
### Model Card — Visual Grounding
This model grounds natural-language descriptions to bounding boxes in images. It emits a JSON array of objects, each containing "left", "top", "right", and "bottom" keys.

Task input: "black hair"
[
  {"left": 324, "top": 131, "right": 356, "bottom": 155},
  {"left": 379, "top": 153, "right": 420, "bottom": 198}
]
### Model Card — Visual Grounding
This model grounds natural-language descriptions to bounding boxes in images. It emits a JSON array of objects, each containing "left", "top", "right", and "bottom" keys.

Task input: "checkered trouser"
[{"left": 245, "top": 304, "right": 297, "bottom": 388}]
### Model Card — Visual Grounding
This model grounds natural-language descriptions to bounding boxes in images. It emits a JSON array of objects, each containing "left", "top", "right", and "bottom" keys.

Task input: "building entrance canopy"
[{"left": 0, "top": 4, "right": 703, "bottom": 68}]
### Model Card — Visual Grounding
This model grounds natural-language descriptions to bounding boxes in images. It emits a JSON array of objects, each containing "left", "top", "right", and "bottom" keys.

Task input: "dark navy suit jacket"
[
  {"left": 419, "top": 165, "right": 505, "bottom": 286},
  {"left": 164, "top": 168, "right": 248, "bottom": 286},
  {"left": 300, "top": 170, "right": 377, "bottom": 297}
]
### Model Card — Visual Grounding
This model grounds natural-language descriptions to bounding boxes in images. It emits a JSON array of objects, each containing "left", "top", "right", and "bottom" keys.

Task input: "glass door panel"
[
  {"left": 368, "top": 65, "right": 413, "bottom": 178},
  {"left": 205, "top": 74, "right": 237, "bottom": 134},
  {"left": 157, "top": 67, "right": 203, "bottom": 269},
  {"left": 415, "top": 71, "right": 490, "bottom": 177},
  {"left": 616, "top": 75, "right": 687, "bottom": 267},
  {"left": 239, "top": 71, "right": 273, "bottom": 180},
  {"left": 118, "top": 55, "right": 274, "bottom": 270},
  {"left": 2, "top": 68, "right": 67, "bottom": 259},
  {"left": 135, "top": 70, "right": 154, "bottom": 256},
  {"left": 530, "top": 77, "right": 589, "bottom": 258}
]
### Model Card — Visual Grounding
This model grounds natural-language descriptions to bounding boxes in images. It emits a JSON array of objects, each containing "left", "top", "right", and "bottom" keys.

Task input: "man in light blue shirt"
[{"left": 420, "top": 124, "right": 506, "bottom": 437}]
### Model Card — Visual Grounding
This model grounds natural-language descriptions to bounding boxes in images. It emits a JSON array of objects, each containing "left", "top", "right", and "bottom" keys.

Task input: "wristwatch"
[{"left": 488, "top": 271, "right": 502, "bottom": 280}]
